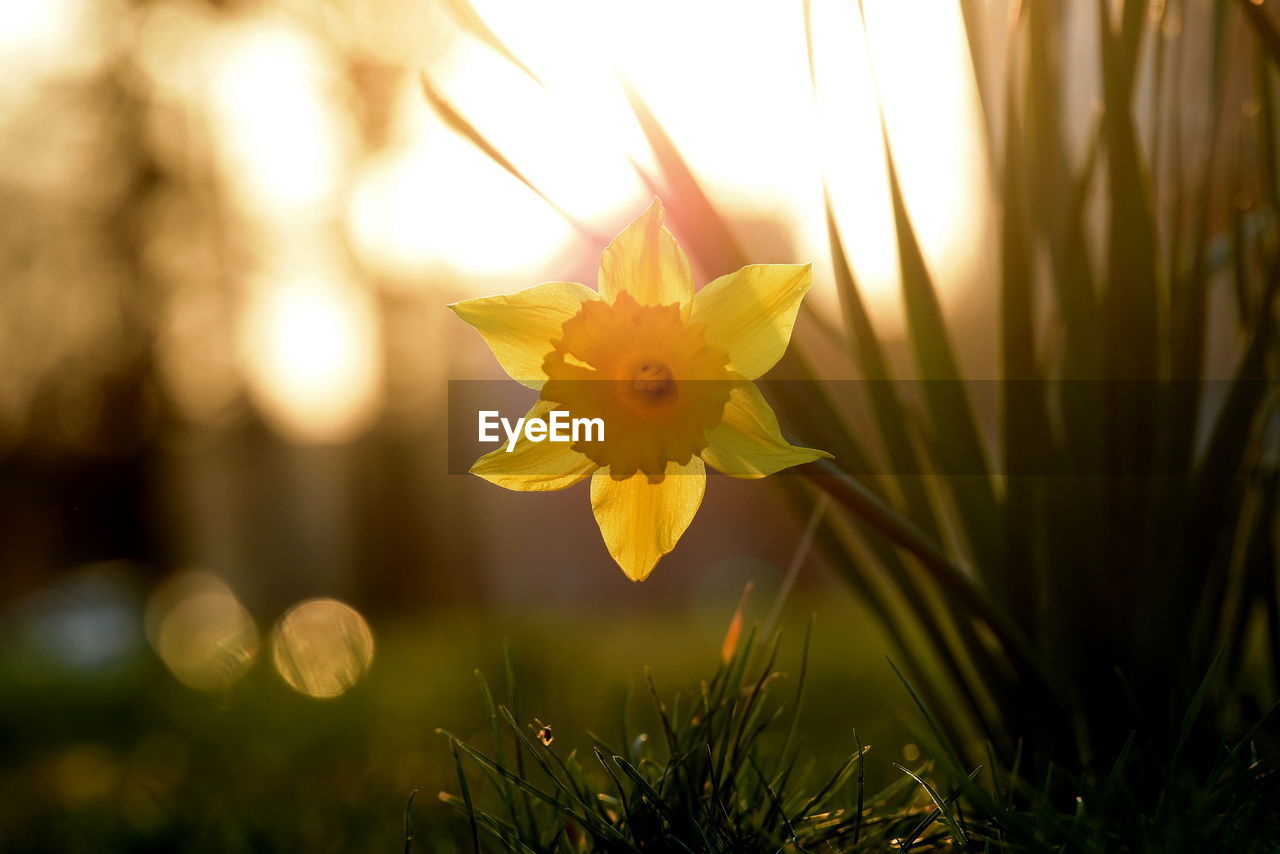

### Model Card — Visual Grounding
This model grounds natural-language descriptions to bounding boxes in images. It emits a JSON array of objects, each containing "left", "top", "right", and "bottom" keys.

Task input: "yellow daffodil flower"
[{"left": 450, "top": 199, "right": 831, "bottom": 581}]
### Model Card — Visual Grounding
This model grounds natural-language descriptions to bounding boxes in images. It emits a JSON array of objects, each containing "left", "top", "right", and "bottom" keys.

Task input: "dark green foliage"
[
  {"left": 793, "top": 0, "right": 1280, "bottom": 786},
  {"left": 421, "top": 0, "right": 1280, "bottom": 839},
  {"left": 435, "top": 633, "right": 1280, "bottom": 852},
  {"left": 437, "top": 631, "right": 965, "bottom": 852}
]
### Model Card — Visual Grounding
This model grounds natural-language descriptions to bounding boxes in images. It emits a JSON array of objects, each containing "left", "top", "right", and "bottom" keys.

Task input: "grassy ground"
[{"left": 0, "top": 591, "right": 926, "bottom": 852}]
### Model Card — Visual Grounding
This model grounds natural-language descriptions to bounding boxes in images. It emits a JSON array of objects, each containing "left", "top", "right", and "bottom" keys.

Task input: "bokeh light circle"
[
  {"left": 145, "top": 571, "right": 259, "bottom": 692},
  {"left": 271, "top": 598, "right": 374, "bottom": 699}
]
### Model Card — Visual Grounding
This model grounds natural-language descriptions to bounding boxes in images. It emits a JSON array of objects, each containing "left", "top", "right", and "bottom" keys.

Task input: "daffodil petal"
[
  {"left": 471, "top": 400, "right": 599, "bottom": 490},
  {"left": 598, "top": 198, "right": 694, "bottom": 309},
  {"left": 590, "top": 457, "right": 705, "bottom": 581},
  {"left": 700, "top": 382, "right": 831, "bottom": 478},
  {"left": 450, "top": 282, "right": 598, "bottom": 389},
  {"left": 691, "top": 264, "right": 812, "bottom": 379}
]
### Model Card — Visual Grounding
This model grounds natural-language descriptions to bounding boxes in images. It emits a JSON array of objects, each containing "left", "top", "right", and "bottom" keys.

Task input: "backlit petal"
[
  {"left": 471, "top": 400, "right": 599, "bottom": 490},
  {"left": 590, "top": 457, "right": 705, "bottom": 581},
  {"left": 598, "top": 198, "right": 694, "bottom": 309},
  {"left": 691, "top": 264, "right": 811, "bottom": 379},
  {"left": 450, "top": 281, "right": 598, "bottom": 389},
  {"left": 700, "top": 382, "right": 831, "bottom": 478}
]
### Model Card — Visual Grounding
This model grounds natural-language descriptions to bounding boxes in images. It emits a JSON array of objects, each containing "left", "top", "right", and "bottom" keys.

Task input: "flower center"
[
  {"left": 632, "top": 360, "right": 673, "bottom": 393},
  {"left": 624, "top": 357, "right": 676, "bottom": 407},
  {"left": 539, "top": 292, "right": 732, "bottom": 479}
]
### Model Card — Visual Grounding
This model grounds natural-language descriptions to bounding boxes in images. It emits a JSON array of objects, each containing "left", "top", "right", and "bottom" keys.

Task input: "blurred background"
[{"left": 0, "top": 0, "right": 1258, "bottom": 849}]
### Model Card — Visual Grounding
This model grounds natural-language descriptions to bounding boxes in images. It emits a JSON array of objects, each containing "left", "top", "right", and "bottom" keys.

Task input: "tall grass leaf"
[
  {"left": 1260, "top": 478, "right": 1280, "bottom": 695},
  {"left": 449, "top": 739, "right": 481, "bottom": 854},
  {"left": 802, "top": 0, "right": 817, "bottom": 94},
  {"left": 496, "top": 709, "right": 632, "bottom": 843},
  {"left": 610, "top": 756, "right": 680, "bottom": 827},
  {"left": 445, "top": 729, "right": 598, "bottom": 846},
  {"left": 703, "top": 745, "right": 734, "bottom": 831},
  {"left": 729, "top": 635, "right": 784, "bottom": 771},
  {"left": 1148, "top": 1, "right": 1171, "bottom": 208},
  {"left": 1165, "top": 69, "right": 1227, "bottom": 474},
  {"left": 1209, "top": 701, "right": 1280, "bottom": 791},
  {"left": 883, "top": 658, "right": 1063, "bottom": 850},
  {"left": 439, "top": 806, "right": 523, "bottom": 854},
  {"left": 643, "top": 666, "right": 679, "bottom": 758},
  {"left": 1173, "top": 648, "right": 1225, "bottom": 768},
  {"left": 418, "top": 71, "right": 603, "bottom": 244},
  {"left": 619, "top": 80, "right": 746, "bottom": 277},
  {"left": 823, "top": 192, "right": 942, "bottom": 541},
  {"left": 1054, "top": 109, "right": 1103, "bottom": 386},
  {"left": 886, "top": 657, "right": 973, "bottom": 784},
  {"left": 774, "top": 615, "right": 813, "bottom": 783},
  {"left": 1231, "top": 179, "right": 1256, "bottom": 327},
  {"left": 892, "top": 763, "right": 969, "bottom": 848},
  {"left": 439, "top": 0, "right": 543, "bottom": 85},
  {"left": 1256, "top": 57, "right": 1280, "bottom": 211},
  {"left": 878, "top": 129, "right": 1002, "bottom": 572},
  {"left": 1185, "top": 262, "right": 1280, "bottom": 618},
  {"left": 1221, "top": 476, "right": 1278, "bottom": 686},
  {"left": 1118, "top": 0, "right": 1151, "bottom": 89},
  {"left": 791, "top": 499, "right": 975, "bottom": 753},
  {"left": 1095, "top": 3, "right": 1165, "bottom": 654},
  {"left": 796, "top": 746, "right": 863, "bottom": 824},
  {"left": 853, "top": 728, "right": 865, "bottom": 844},
  {"left": 720, "top": 581, "right": 752, "bottom": 666},
  {"left": 502, "top": 641, "right": 539, "bottom": 836},
  {"left": 749, "top": 756, "right": 806, "bottom": 850},
  {"left": 1241, "top": 0, "right": 1280, "bottom": 68},
  {"left": 1020, "top": 0, "right": 1079, "bottom": 315},
  {"left": 473, "top": 669, "right": 520, "bottom": 827},
  {"left": 811, "top": 462, "right": 1047, "bottom": 689},
  {"left": 901, "top": 767, "right": 984, "bottom": 852},
  {"left": 1095, "top": 0, "right": 1160, "bottom": 385},
  {"left": 619, "top": 75, "right": 863, "bottom": 479},
  {"left": 1099, "top": 731, "right": 1137, "bottom": 806},
  {"left": 999, "top": 25, "right": 1049, "bottom": 631},
  {"left": 778, "top": 272, "right": 1009, "bottom": 742},
  {"left": 402, "top": 789, "right": 417, "bottom": 854},
  {"left": 809, "top": 2, "right": 973, "bottom": 553},
  {"left": 957, "top": 0, "right": 995, "bottom": 166},
  {"left": 592, "top": 746, "right": 637, "bottom": 831}
]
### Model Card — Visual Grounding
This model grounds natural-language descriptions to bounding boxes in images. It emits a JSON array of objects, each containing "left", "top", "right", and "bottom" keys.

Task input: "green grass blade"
[
  {"left": 1173, "top": 649, "right": 1225, "bottom": 767},
  {"left": 773, "top": 615, "right": 813, "bottom": 784},
  {"left": 449, "top": 739, "right": 481, "bottom": 854},
  {"left": 878, "top": 128, "right": 1001, "bottom": 571},
  {"left": 474, "top": 669, "right": 522, "bottom": 828},
  {"left": 823, "top": 191, "right": 942, "bottom": 541},
  {"left": 620, "top": 80, "right": 746, "bottom": 277},
  {"left": 796, "top": 745, "right": 864, "bottom": 824},
  {"left": 1185, "top": 262, "right": 1280, "bottom": 620},
  {"left": 418, "top": 71, "right": 603, "bottom": 244},
  {"left": 750, "top": 755, "right": 806, "bottom": 851},
  {"left": 791, "top": 500, "right": 979, "bottom": 754},
  {"left": 886, "top": 658, "right": 968, "bottom": 782},
  {"left": 502, "top": 642, "right": 540, "bottom": 838},
  {"left": 439, "top": 0, "right": 543, "bottom": 85},
  {"left": 402, "top": 789, "right": 417, "bottom": 854},
  {"left": 1095, "top": 0, "right": 1160, "bottom": 380},
  {"left": 853, "top": 728, "right": 865, "bottom": 844},
  {"left": 1241, "top": 0, "right": 1280, "bottom": 68},
  {"left": 807, "top": 461, "right": 1047, "bottom": 689},
  {"left": 999, "top": 26, "right": 1050, "bottom": 631},
  {"left": 892, "top": 763, "right": 969, "bottom": 848},
  {"left": 957, "top": 0, "right": 996, "bottom": 168}
]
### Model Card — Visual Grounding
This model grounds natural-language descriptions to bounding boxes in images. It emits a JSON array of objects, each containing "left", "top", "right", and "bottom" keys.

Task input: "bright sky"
[
  {"left": 2, "top": 0, "right": 988, "bottom": 444},
  {"left": 344, "top": 0, "right": 987, "bottom": 304}
]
